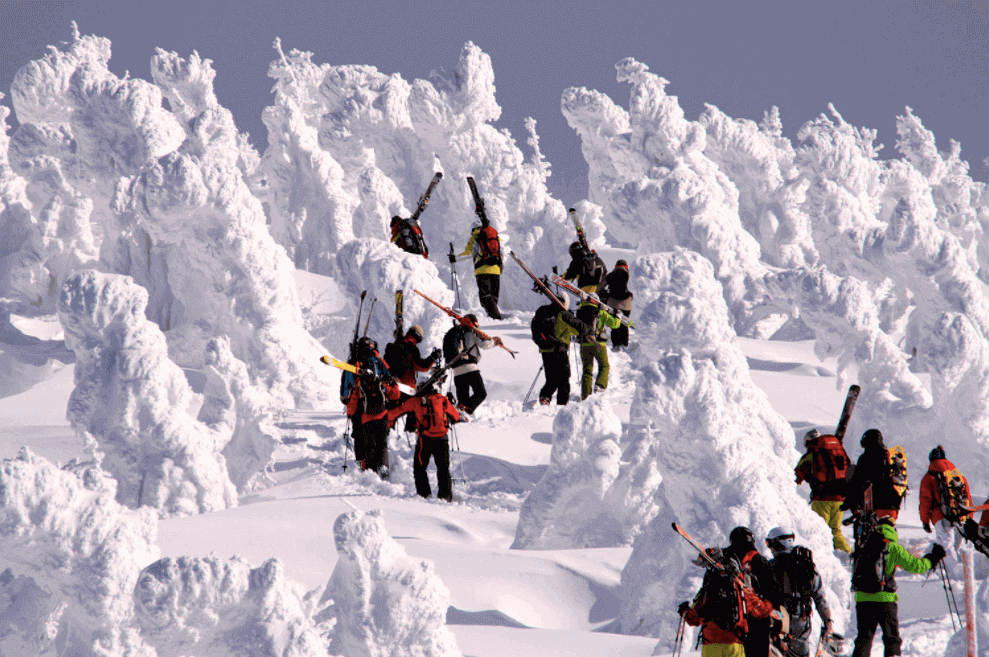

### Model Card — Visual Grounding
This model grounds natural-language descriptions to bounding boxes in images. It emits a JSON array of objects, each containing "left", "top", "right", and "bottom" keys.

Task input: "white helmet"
[{"left": 766, "top": 526, "right": 795, "bottom": 553}]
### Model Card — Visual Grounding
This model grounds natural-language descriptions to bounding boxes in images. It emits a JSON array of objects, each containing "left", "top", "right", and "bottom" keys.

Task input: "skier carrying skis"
[
  {"left": 677, "top": 545, "right": 776, "bottom": 657},
  {"left": 460, "top": 222, "right": 503, "bottom": 319},
  {"left": 443, "top": 313, "right": 503, "bottom": 414},
  {"left": 722, "top": 527, "right": 783, "bottom": 657},
  {"left": 390, "top": 215, "right": 429, "bottom": 257},
  {"left": 598, "top": 259, "right": 633, "bottom": 350},
  {"left": 794, "top": 428, "right": 853, "bottom": 554},
  {"left": 386, "top": 380, "right": 464, "bottom": 502},
  {"left": 842, "top": 429, "right": 905, "bottom": 523},
  {"left": 849, "top": 517, "right": 944, "bottom": 657},
  {"left": 574, "top": 299, "right": 622, "bottom": 400},
  {"left": 530, "top": 293, "right": 585, "bottom": 406},
  {"left": 383, "top": 325, "right": 441, "bottom": 390},
  {"left": 562, "top": 241, "right": 607, "bottom": 294},
  {"left": 766, "top": 527, "right": 834, "bottom": 657},
  {"left": 341, "top": 337, "right": 401, "bottom": 479},
  {"left": 918, "top": 445, "right": 972, "bottom": 573}
]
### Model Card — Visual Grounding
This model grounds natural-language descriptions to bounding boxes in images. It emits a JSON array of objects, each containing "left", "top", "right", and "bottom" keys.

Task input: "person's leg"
[
  {"left": 813, "top": 500, "right": 852, "bottom": 553},
  {"left": 852, "top": 602, "right": 881, "bottom": 657},
  {"left": 878, "top": 601, "right": 901, "bottom": 656},
  {"left": 785, "top": 613, "right": 813, "bottom": 657},
  {"left": 555, "top": 351, "right": 571, "bottom": 405},
  {"left": 580, "top": 343, "right": 595, "bottom": 400},
  {"left": 435, "top": 438, "right": 452, "bottom": 501},
  {"left": 538, "top": 351, "right": 556, "bottom": 402},
  {"left": 594, "top": 342, "right": 610, "bottom": 390},
  {"left": 463, "top": 370, "right": 487, "bottom": 413},
  {"left": 476, "top": 274, "right": 502, "bottom": 319},
  {"left": 350, "top": 414, "right": 366, "bottom": 469},
  {"left": 454, "top": 373, "right": 469, "bottom": 408},
  {"left": 413, "top": 438, "right": 431, "bottom": 498}
]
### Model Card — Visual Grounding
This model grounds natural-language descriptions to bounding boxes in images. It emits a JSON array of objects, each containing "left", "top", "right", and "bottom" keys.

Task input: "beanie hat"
[
  {"left": 407, "top": 325, "right": 424, "bottom": 342},
  {"left": 929, "top": 445, "right": 946, "bottom": 463},
  {"left": 861, "top": 428, "right": 885, "bottom": 448}
]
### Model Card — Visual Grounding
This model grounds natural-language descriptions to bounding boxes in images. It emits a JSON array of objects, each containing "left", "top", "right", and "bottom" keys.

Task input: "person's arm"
[
  {"left": 386, "top": 396, "right": 417, "bottom": 425},
  {"left": 600, "top": 309, "right": 623, "bottom": 330},
  {"left": 810, "top": 574, "right": 831, "bottom": 626},
  {"left": 563, "top": 258, "right": 580, "bottom": 281},
  {"left": 459, "top": 230, "right": 477, "bottom": 257},
  {"left": 889, "top": 542, "right": 933, "bottom": 574},
  {"left": 794, "top": 453, "right": 812, "bottom": 485},
  {"left": 918, "top": 473, "right": 935, "bottom": 528},
  {"left": 444, "top": 396, "right": 462, "bottom": 424}
]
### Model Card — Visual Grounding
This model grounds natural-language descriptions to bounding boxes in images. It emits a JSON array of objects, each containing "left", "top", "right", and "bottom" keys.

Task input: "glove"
[
  {"left": 448, "top": 252, "right": 457, "bottom": 264},
  {"left": 923, "top": 543, "right": 946, "bottom": 570},
  {"left": 676, "top": 601, "right": 690, "bottom": 616},
  {"left": 430, "top": 348, "right": 442, "bottom": 361},
  {"left": 964, "top": 518, "right": 980, "bottom": 541},
  {"left": 838, "top": 500, "right": 850, "bottom": 512},
  {"left": 923, "top": 521, "right": 932, "bottom": 533}
]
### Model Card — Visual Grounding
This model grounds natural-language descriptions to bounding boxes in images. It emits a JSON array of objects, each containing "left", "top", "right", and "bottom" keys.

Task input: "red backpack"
[
  {"left": 420, "top": 394, "right": 452, "bottom": 438},
  {"left": 476, "top": 225, "right": 502, "bottom": 267},
  {"left": 804, "top": 434, "right": 850, "bottom": 497}
]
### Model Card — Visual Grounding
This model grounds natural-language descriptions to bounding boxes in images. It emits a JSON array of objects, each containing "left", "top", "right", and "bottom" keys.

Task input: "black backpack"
[
  {"left": 396, "top": 218, "right": 427, "bottom": 255},
  {"left": 776, "top": 547, "right": 818, "bottom": 619},
  {"left": 531, "top": 305, "right": 561, "bottom": 350},
  {"left": 695, "top": 554, "right": 745, "bottom": 635},
  {"left": 851, "top": 522, "right": 893, "bottom": 594},
  {"left": 443, "top": 325, "right": 478, "bottom": 366}
]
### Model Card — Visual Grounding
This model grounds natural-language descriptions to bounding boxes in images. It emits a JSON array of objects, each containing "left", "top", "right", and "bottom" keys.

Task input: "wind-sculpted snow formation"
[
  {"left": 616, "top": 252, "right": 848, "bottom": 645},
  {"left": 134, "top": 555, "right": 329, "bottom": 657},
  {"left": 511, "top": 399, "right": 623, "bottom": 549},
  {"left": 563, "top": 57, "right": 989, "bottom": 495},
  {"left": 4, "top": 25, "right": 334, "bottom": 413},
  {"left": 258, "top": 39, "right": 578, "bottom": 316},
  {"left": 58, "top": 270, "right": 239, "bottom": 516},
  {"left": 319, "top": 509, "right": 462, "bottom": 657},
  {"left": 0, "top": 448, "right": 159, "bottom": 656}
]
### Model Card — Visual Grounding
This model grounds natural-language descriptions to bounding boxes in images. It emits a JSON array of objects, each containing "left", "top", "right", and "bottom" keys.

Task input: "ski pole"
[
  {"left": 449, "top": 242, "right": 463, "bottom": 309},
  {"left": 941, "top": 561, "right": 963, "bottom": 629},
  {"left": 524, "top": 365, "right": 543, "bottom": 404},
  {"left": 938, "top": 561, "right": 958, "bottom": 632},
  {"left": 362, "top": 297, "right": 377, "bottom": 337},
  {"left": 451, "top": 423, "right": 468, "bottom": 486},
  {"left": 673, "top": 612, "right": 685, "bottom": 657},
  {"left": 341, "top": 418, "right": 352, "bottom": 472}
]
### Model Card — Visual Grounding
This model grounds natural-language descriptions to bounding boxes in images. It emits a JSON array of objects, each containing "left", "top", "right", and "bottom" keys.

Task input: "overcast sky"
[{"left": 2, "top": 0, "right": 987, "bottom": 206}]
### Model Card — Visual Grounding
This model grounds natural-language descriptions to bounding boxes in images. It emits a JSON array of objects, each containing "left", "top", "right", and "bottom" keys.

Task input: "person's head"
[
  {"left": 861, "top": 428, "right": 885, "bottom": 449},
  {"left": 356, "top": 336, "right": 377, "bottom": 358},
  {"left": 615, "top": 259, "right": 628, "bottom": 270},
  {"left": 728, "top": 526, "right": 756, "bottom": 553},
  {"left": 406, "top": 325, "right": 424, "bottom": 343},
  {"left": 556, "top": 293, "right": 569, "bottom": 311},
  {"left": 765, "top": 527, "right": 795, "bottom": 555},
  {"left": 463, "top": 314, "right": 478, "bottom": 327},
  {"left": 391, "top": 215, "right": 401, "bottom": 227},
  {"left": 569, "top": 241, "right": 583, "bottom": 257},
  {"left": 804, "top": 428, "right": 820, "bottom": 446},
  {"left": 929, "top": 445, "right": 946, "bottom": 463}
]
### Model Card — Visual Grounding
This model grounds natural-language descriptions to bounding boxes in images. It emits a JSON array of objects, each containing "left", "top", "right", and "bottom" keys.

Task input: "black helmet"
[
  {"left": 929, "top": 445, "right": 946, "bottom": 462},
  {"left": 357, "top": 336, "right": 377, "bottom": 354},
  {"left": 569, "top": 241, "right": 583, "bottom": 256},
  {"left": 615, "top": 259, "right": 628, "bottom": 269},
  {"left": 861, "top": 428, "right": 885, "bottom": 448},
  {"left": 729, "top": 526, "right": 756, "bottom": 551},
  {"left": 391, "top": 215, "right": 401, "bottom": 226}
]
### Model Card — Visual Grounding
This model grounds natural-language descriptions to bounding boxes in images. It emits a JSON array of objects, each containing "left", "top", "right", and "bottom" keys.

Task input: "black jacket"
[{"left": 844, "top": 445, "right": 903, "bottom": 512}]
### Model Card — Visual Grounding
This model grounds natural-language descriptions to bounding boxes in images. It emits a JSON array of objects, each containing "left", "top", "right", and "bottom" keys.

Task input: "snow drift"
[{"left": 320, "top": 508, "right": 462, "bottom": 657}]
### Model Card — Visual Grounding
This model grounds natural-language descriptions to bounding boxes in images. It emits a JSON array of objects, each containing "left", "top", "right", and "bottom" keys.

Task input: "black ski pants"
[
  {"left": 852, "top": 601, "right": 901, "bottom": 657},
  {"left": 476, "top": 273, "right": 502, "bottom": 319},
  {"left": 414, "top": 436, "right": 452, "bottom": 501},
  {"left": 611, "top": 309, "right": 630, "bottom": 348},
  {"left": 454, "top": 370, "right": 487, "bottom": 414},
  {"left": 539, "top": 350, "right": 570, "bottom": 405},
  {"left": 743, "top": 617, "right": 773, "bottom": 657},
  {"left": 356, "top": 417, "right": 390, "bottom": 479}
]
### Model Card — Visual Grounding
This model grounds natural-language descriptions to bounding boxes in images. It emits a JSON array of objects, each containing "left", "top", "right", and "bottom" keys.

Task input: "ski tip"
[
  {"left": 436, "top": 171, "right": 443, "bottom": 178},
  {"left": 319, "top": 355, "right": 330, "bottom": 365},
  {"left": 568, "top": 207, "right": 576, "bottom": 213}
]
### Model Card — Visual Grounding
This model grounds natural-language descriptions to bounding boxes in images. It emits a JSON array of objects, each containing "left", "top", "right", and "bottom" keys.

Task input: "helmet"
[
  {"left": 407, "top": 325, "right": 424, "bottom": 342},
  {"left": 861, "top": 428, "right": 885, "bottom": 448},
  {"left": 728, "top": 526, "right": 755, "bottom": 552},
  {"left": 929, "top": 445, "right": 946, "bottom": 462},
  {"left": 569, "top": 241, "right": 583, "bottom": 256},
  {"left": 391, "top": 215, "right": 401, "bottom": 226},
  {"left": 615, "top": 259, "right": 628, "bottom": 269},
  {"left": 804, "top": 428, "right": 820, "bottom": 445},
  {"left": 766, "top": 527, "right": 795, "bottom": 553},
  {"left": 556, "top": 293, "right": 569, "bottom": 311},
  {"left": 356, "top": 336, "right": 377, "bottom": 357}
]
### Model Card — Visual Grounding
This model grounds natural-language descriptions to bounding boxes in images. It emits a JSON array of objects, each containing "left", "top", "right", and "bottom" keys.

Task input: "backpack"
[
  {"left": 383, "top": 341, "right": 405, "bottom": 377},
  {"left": 804, "top": 435, "right": 850, "bottom": 497},
  {"left": 887, "top": 446, "right": 909, "bottom": 497},
  {"left": 475, "top": 226, "right": 502, "bottom": 267},
  {"left": 777, "top": 547, "right": 817, "bottom": 619},
  {"left": 360, "top": 378, "right": 386, "bottom": 415},
  {"left": 443, "top": 325, "right": 479, "bottom": 366},
  {"left": 420, "top": 394, "right": 451, "bottom": 438},
  {"left": 395, "top": 218, "right": 427, "bottom": 255},
  {"left": 531, "top": 305, "right": 561, "bottom": 350},
  {"left": 934, "top": 468, "right": 972, "bottom": 522},
  {"left": 851, "top": 522, "right": 892, "bottom": 594},
  {"left": 696, "top": 553, "right": 746, "bottom": 635}
]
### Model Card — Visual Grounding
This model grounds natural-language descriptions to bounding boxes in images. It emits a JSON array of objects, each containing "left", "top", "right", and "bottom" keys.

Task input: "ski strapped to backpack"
[
  {"left": 320, "top": 356, "right": 415, "bottom": 396},
  {"left": 411, "top": 171, "right": 443, "bottom": 223},
  {"left": 933, "top": 467, "right": 972, "bottom": 523},
  {"left": 393, "top": 172, "right": 442, "bottom": 258},
  {"left": 466, "top": 176, "right": 502, "bottom": 267},
  {"left": 393, "top": 290, "right": 404, "bottom": 342},
  {"left": 348, "top": 290, "right": 368, "bottom": 361},
  {"left": 569, "top": 207, "right": 591, "bottom": 255},
  {"left": 834, "top": 384, "right": 860, "bottom": 443},
  {"left": 413, "top": 289, "right": 517, "bottom": 358},
  {"left": 550, "top": 274, "right": 635, "bottom": 328}
]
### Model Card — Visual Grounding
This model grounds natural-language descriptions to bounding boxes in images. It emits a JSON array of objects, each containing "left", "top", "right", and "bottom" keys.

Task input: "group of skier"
[{"left": 676, "top": 410, "right": 989, "bottom": 657}]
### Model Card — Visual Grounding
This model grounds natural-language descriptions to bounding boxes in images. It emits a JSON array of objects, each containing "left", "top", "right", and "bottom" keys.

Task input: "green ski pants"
[{"left": 580, "top": 341, "right": 609, "bottom": 400}]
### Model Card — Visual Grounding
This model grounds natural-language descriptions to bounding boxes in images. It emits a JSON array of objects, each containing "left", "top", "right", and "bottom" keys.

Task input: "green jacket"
[{"left": 854, "top": 524, "right": 933, "bottom": 602}]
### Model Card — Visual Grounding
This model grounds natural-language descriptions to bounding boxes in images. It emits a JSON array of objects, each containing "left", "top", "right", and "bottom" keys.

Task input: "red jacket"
[
  {"left": 919, "top": 459, "right": 971, "bottom": 525},
  {"left": 345, "top": 375, "right": 401, "bottom": 422},
  {"left": 980, "top": 496, "right": 989, "bottom": 528},
  {"left": 387, "top": 393, "right": 461, "bottom": 438},
  {"left": 683, "top": 586, "right": 774, "bottom": 647},
  {"left": 384, "top": 336, "right": 435, "bottom": 388}
]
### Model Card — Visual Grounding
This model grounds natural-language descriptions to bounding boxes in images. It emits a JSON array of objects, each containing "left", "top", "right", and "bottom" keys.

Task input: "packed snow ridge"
[{"left": 2, "top": 21, "right": 989, "bottom": 655}]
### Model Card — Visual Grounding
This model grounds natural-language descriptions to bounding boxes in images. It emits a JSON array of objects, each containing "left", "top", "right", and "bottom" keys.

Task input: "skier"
[
  {"left": 383, "top": 325, "right": 441, "bottom": 390},
  {"left": 562, "top": 241, "right": 607, "bottom": 294},
  {"left": 722, "top": 526, "right": 782, "bottom": 657},
  {"left": 460, "top": 222, "right": 503, "bottom": 319},
  {"left": 842, "top": 429, "right": 905, "bottom": 523},
  {"left": 677, "top": 546, "right": 775, "bottom": 657},
  {"left": 794, "top": 428, "right": 853, "bottom": 554},
  {"left": 766, "top": 527, "right": 834, "bottom": 657},
  {"left": 443, "top": 313, "right": 503, "bottom": 414},
  {"left": 575, "top": 300, "right": 622, "bottom": 400},
  {"left": 387, "top": 380, "right": 463, "bottom": 502},
  {"left": 390, "top": 215, "right": 429, "bottom": 257},
  {"left": 598, "top": 259, "right": 633, "bottom": 350},
  {"left": 918, "top": 445, "right": 972, "bottom": 573},
  {"left": 340, "top": 337, "right": 401, "bottom": 479},
  {"left": 530, "top": 293, "right": 584, "bottom": 406},
  {"left": 849, "top": 517, "right": 944, "bottom": 657}
]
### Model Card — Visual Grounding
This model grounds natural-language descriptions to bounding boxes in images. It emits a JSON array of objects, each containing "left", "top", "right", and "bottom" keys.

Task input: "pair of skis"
[
  {"left": 550, "top": 274, "right": 635, "bottom": 329},
  {"left": 414, "top": 289, "right": 517, "bottom": 358},
  {"left": 319, "top": 355, "right": 415, "bottom": 397}
]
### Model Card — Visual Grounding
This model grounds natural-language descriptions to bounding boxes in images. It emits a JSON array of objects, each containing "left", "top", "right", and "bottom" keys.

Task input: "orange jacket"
[
  {"left": 387, "top": 393, "right": 461, "bottom": 438},
  {"left": 919, "top": 459, "right": 971, "bottom": 525},
  {"left": 345, "top": 375, "right": 401, "bottom": 422}
]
